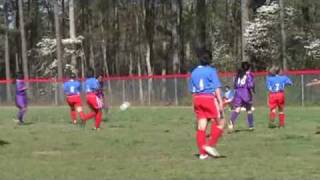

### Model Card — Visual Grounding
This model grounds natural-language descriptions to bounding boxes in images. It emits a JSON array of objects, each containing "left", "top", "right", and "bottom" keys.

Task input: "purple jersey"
[
  {"left": 233, "top": 71, "right": 255, "bottom": 107},
  {"left": 96, "top": 81, "right": 105, "bottom": 98},
  {"left": 16, "top": 79, "right": 26, "bottom": 96}
]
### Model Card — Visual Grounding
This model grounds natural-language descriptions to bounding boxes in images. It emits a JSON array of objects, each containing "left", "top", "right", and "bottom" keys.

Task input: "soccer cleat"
[
  {"left": 268, "top": 121, "right": 277, "bottom": 128},
  {"left": 92, "top": 127, "right": 100, "bottom": 131},
  {"left": 248, "top": 127, "right": 255, "bottom": 131},
  {"left": 204, "top": 145, "right": 220, "bottom": 157},
  {"left": 199, "top": 154, "right": 209, "bottom": 160}
]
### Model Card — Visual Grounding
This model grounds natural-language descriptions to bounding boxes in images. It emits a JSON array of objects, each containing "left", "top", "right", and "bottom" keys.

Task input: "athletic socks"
[
  {"left": 279, "top": 113, "right": 285, "bottom": 127},
  {"left": 269, "top": 111, "right": 276, "bottom": 122},
  {"left": 230, "top": 111, "right": 240, "bottom": 125},
  {"left": 247, "top": 113, "right": 254, "bottom": 128},
  {"left": 95, "top": 111, "right": 102, "bottom": 128},
  {"left": 70, "top": 110, "right": 77, "bottom": 122},
  {"left": 196, "top": 130, "right": 206, "bottom": 155},
  {"left": 207, "top": 123, "right": 223, "bottom": 147}
]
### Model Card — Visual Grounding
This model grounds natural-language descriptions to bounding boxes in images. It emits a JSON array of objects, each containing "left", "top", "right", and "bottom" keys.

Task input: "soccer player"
[
  {"left": 266, "top": 65, "right": 292, "bottom": 128},
  {"left": 63, "top": 72, "right": 86, "bottom": 124},
  {"left": 83, "top": 69, "right": 103, "bottom": 130},
  {"left": 15, "top": 72, "right": 28, "bottom": 125},
  {"left": 96, "top": 74, "right": 108, "bottom": 113},
  {"left": 223, "top": 85, "right": 234, "bottom": 109},
  {"left": 189, "top": 48, "right": 225, "bottom": 160},
  {"left": 228, "top": 62, "right": 255, "bottom": 131}
]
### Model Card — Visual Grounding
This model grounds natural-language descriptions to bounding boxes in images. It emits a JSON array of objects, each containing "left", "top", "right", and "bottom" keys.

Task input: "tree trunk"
[
  {"left": 137, "top": 58, "right": 144, "bottom": 105},
  {"left": 196, "top": 0, "right": 207, "bottom": 48},
  {"left": 5, "top": 31, "right": 12, "bottom": 102},
  {"left": 54, "top": 0, "right": 64, "bottom": 104},
  {"left": 172, "top": 0, "right": 180, "bottom": 105},
  {"left": 69, "top": 0, "right": 77, "bottom": 71},
  {"left": 241, "top": 0, "right": 250, "bottom": 62},
  {"left": 279, "top": 0, "right": 287, "bottom": 70},
  {"left": 18, "top": 0, "right": 29, "bottom": 80}
]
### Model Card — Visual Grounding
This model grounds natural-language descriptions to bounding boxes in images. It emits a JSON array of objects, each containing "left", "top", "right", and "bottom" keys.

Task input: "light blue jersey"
[
  {"left": 63, "top": 80, "right": 81, "bottom": 95},
  {"left": 85, "top": 78, "right": 100, "bottom": 93},
  {"left": 266, "top": 75, "right": 293, "bottom": 93},
  {"left": 189, "top": 65, "right": 222, "bottom": 94}
]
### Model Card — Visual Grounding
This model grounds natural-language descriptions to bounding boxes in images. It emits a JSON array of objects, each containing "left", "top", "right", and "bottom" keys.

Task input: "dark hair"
[
  {"left": 196, "top": 48, "right": 212, "bottom": 66},
  {"left": 16, "top": 72, "right": 24, "bottom": 80},
  {"left": 236, "top": 61, "right": 251, "bottom": 79},
  {"left": 269, "top": 65, "right": 281, "bottom": 76},
  {"left": 86, "top": 68, "right": 95, "bottom": 78}
]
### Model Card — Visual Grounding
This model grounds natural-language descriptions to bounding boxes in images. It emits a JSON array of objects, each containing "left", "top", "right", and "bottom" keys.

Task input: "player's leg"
[
  {"left": 204, "top": 96, "right": 223, "bottom": 157},
  {"left": 245, "top": 104, "right": 254, "bottom": 130},
  {"left": 229, "top": 95, "right": 241, "bottom": 130},
  {"left": 66, "top": 96, "right": 77, "bottom": 124},
  {"left": 193, "top": 95, "right": 208, "bottom": 159},
  {"left": 278, "top": 92, "right": 286, "bottom": 127},
  {"left": 197, "top": 118, "right": 208, "bottom": 159},
  {"left": 16, "top": 95, "right": 27, "bottom": 124},
  {"left": 268, "top": 93, "right": 277, "bottom": 128}
]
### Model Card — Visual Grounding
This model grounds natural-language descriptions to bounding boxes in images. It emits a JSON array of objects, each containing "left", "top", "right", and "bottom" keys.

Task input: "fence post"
[{"left": 301, "top": 74, "right": 305, "bottom": 107}]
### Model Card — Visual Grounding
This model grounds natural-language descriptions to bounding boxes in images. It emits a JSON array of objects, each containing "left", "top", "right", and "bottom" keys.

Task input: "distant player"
[
  {"left": 96, "top": 74, "right": 108, "bottom": 113},
  {"left": 228, "top": 62, "right": 255, "bottom": 131},
  {"left": 189, "top": 48, "right": 225, "bottom": 160},
  {"left": 15, "top": 72, "right": 28, "bottom": 125},
  {"left": 223, "top": 85, "right": 234, "bottom": 110},
  {"left": 63, "top": 72, "right": 86, "bottom": 124},
  {"left": 266, "top": 65, "right": 293, "bottom": 128},
  {"left": 83, "top": 69, "right": 103, "bottom": 130}
]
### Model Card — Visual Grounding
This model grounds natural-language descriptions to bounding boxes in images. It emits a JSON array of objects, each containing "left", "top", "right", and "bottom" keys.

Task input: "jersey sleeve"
[
  {"left": 209, "top": 68, "right": 222, "bottom": 90},
  {"left": 266, "top": 76, "right": 271, "bottom": 91},
  {"left": 285, "top": 76, "right": 293, "bottom": 86}
]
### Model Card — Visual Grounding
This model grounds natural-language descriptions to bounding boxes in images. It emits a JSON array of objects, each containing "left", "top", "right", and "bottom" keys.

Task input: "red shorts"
[
  {"left": 192, "top": 94, "right": 219, "bottom": 120},
  {"left": 66, "top": 95, "right": 82, "bottom": 108},
  {"left": 268, "top": 92, "right": 285, "bottom": 110},
  {"left": 86, "top": 93, "right": 103, "bottom": 110}
]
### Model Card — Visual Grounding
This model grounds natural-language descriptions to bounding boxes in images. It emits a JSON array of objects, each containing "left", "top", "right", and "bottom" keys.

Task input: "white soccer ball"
[{"left": 120, "top": 101, "right": 130, "bottom": 111}]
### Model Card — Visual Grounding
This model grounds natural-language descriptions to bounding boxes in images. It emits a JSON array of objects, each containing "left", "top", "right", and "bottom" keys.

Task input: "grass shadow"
[
  {"left": 194, "top": 153, "right": 227, "bottom": 159},
  {"left": 234, "top": 129, "right": 255, "bottom": 133},
  {"left": 0, "top": 139, "right": 10, "bottom": 146}
]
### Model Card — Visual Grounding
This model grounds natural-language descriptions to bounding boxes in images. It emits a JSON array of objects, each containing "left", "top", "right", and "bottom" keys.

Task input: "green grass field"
[{"left": 0, "top": 106, "right": 320, "bottom": 180}]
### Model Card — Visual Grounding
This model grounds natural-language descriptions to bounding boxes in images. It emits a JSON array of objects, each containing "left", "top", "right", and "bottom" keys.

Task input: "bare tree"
[
  {"left": 241, "top": 0, "right": 250, "bottom": 62},
  {"left": 18, "top": 0, "right": 29, "bottom": 80},
  {"left": 54, "top": 0, "right": 64, "bottom": 104},
  {"left": 279, "top": 0, "right": 287, "bottom": 70}
]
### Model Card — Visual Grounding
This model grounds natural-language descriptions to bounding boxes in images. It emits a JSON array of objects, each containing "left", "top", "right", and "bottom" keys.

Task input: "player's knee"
[
  {"left": 197, "top": 119, "right": 207, "bottom": 131},
  {"left": 247, "top": 110, "right": 252, "bottom": 114},
  {"left": 76, "top": 106, "right": 83, "bottom": 112},
  {"left": 234, "top": 107, "right": 241, "bottom": 113}
]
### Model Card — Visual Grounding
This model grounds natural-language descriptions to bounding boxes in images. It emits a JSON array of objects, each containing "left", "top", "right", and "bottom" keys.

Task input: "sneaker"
[
  {"left": 204, "top": 146, "right": 220, "bottom": 157},
  {"left": 199, "top": 154, "right": 209, "bottom": 160},
  {"left": 92, "top": 127, "right": 100, "bottom": 131},
  {"left": 268, "top": 122, "right": 277, "bottom": 128}
]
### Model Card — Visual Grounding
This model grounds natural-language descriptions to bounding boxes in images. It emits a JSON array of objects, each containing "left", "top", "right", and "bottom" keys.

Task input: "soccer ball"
[{"left": 120, "top": 101, "right": 130, "bottom": 111}]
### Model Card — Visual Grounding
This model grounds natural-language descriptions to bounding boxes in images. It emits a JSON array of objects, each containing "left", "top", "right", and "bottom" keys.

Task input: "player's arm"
[
  {"left": 285, "top": 76, "right": 293, "bottom": 86},
  {"left": 306, "top": 79, "right": 320, "bottom": 87}
]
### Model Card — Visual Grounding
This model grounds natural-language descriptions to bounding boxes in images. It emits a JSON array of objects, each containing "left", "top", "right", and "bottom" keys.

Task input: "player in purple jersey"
[
  {"left": 228, "top": 62, "right": 255, "bottom": 132},
  {"left": 96, "top": 74, "right": 108, "bottom": 113},
  {"left": 15, "top": 72, "right": 28, "bottom": 125}
]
